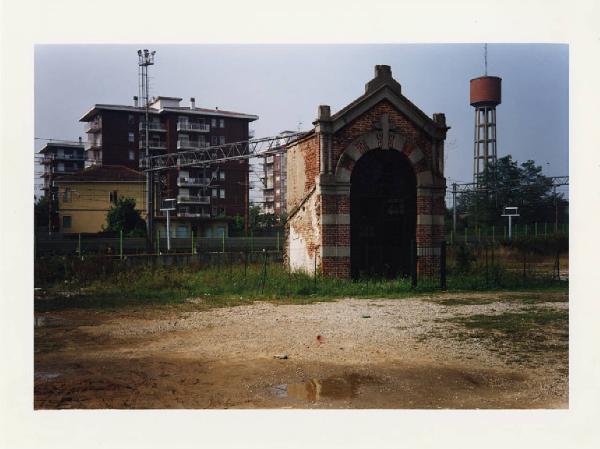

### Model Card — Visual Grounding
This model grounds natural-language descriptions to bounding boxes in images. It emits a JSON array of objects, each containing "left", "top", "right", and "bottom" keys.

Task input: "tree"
[
  {"left": 455, "top": 155, "right": 567, "bottom": 228},
  {"left": 248, "top": 205, "right": 284, "bottom": 231},
  {"left": 34, "top": 195, "right": 49, "bottom": 230},
  {"left": 104, "top": 197, "right": 146, "bottom": 236}
]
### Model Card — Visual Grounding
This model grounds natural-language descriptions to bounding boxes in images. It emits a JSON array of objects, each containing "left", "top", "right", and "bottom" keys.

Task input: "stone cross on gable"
[{"left": 373, "top": 113, "right": 397, "bottom": 150}]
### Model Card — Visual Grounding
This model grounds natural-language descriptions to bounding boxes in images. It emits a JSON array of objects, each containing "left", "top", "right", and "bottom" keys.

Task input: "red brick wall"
[{"left": 332, "top": 99, "right": 433, "bottom": 168}]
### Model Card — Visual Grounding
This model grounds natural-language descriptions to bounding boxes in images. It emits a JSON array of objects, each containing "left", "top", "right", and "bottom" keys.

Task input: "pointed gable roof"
[{"left": 326, "top": 65, "right": 448, "bottom": 139}]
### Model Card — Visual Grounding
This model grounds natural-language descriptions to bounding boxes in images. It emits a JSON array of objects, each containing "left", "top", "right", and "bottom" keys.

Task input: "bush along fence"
[{"left": 408, "top": 232, "right": 568, "bottom": 290}]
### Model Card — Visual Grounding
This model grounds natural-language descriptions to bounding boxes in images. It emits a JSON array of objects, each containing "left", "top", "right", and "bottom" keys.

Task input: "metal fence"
[
  {"left": 34, "top": 233, "right": 284, "bottom": 257},
  {"left": 446, "top": 222, "right": 568, "bottom": 245}
]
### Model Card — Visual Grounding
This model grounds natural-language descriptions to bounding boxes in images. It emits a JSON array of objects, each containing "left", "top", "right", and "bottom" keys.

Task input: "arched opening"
[{"left": 350, "top": 149, "right": 416, "bottom": 279}]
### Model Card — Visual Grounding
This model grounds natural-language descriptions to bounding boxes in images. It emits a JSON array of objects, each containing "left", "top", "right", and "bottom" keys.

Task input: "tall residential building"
[
  {"left": 38, "top": 141, "right": 86, "bottom": 232},
  {"left": 39, "top": 141, "right": 86, "bottom": 195},
  {"left": 262, "top": 131, "right": 294, "bottom": 217},
  {"left": 79, "top": 96, "right": 258, "bottom": 236}
]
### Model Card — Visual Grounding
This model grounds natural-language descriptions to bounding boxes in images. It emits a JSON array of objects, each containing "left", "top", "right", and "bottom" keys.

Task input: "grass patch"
[
  {"left": 440, "top": 307, "right": 569, "bottom": 365},
  {"left": 456, "top": 309, "right": 568, "bottom": 334},
  {"left": 436, "top": 297, "right": 496, "bottom": 306},
  {"left": 34, "top": 258, "right": 568, "bottom": 312},
  {"left": 500, "top": 293, "right": 568, "bottom": 304}
]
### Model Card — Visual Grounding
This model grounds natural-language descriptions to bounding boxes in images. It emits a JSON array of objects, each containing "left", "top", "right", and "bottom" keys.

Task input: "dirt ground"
[{"left": 34, "top": 291, "right": 568, "bottom": 409}]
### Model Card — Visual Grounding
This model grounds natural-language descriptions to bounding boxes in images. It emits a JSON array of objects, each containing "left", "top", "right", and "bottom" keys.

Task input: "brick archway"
[
  {"left": 324, "top": 122, "right": 441, "bottom": 278},
  {"left": 285, "top": 65, "right": 448, "bottom": 278}
]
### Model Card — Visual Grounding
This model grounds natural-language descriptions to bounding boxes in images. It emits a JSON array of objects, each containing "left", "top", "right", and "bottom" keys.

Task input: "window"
[
  {"left": 211, "top": 188, "right": 217, "bottom": 198},
  {"left": 211, "top": 136, "right": 218, "bottom": 145},
  {"left": 218, "top": 136, "right": 225, "bottom": 145},
  {"left": 219, "top": 171, "right": 225, "bottom": 180},
  {"left": 128, "top": 132, "right": 135, "bottom": 143},
  {"left": 219, "top": 119, "right": 225, "bottom": 128},
  {"left": 109, "top": 190, "right": 118, "bottom": 204},
  {"left": 63, "top": 188, "right": 71, "bottom": 203},
  {"left": 211, "top": 118, "right": 217, "bottom": 127},
  {"left": 62, "top": 215, "right": 72, "bottom": 229},
  {"left": 219, "top": 189, "right": 225, "bottom": 199},
  {"left": 128, "top": 150, "right": 135, "bottom": 161},
  {"left": 176, "top": 226, "right": 189, "bottom": 238},
  {"left": 57, "top": 162, "right": 65, "bottom": 172},
  {"left": 128, "top": 114, "right": 135, "bottom": 125}
]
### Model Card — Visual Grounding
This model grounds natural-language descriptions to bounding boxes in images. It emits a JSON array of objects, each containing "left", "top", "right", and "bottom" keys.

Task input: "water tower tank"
[{"left": 470, "top": 76, "right": 502, "bottom": 107}]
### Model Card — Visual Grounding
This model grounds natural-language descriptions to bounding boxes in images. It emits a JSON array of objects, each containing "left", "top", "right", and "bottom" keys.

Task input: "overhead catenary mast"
[{"left": 138, "top": 49, "right": 156, "bottom": 248}]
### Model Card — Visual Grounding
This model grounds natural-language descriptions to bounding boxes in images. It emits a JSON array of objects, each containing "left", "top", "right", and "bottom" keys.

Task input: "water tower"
[{"left": 470, "top": 52, "right": 501, "bottom": 184}]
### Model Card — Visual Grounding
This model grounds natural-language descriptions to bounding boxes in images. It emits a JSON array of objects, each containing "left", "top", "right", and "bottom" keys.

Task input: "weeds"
[{"left": 34, "top": 257, "right": 568, "bottom": 312}]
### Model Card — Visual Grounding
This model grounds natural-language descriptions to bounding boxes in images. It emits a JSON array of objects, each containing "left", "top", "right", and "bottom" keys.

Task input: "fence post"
[
  {"left": 191, "top": 231, "right": 194, "bottom": 255},
  {"left": 411, "top": 240, "right": 417, "bottom": 288},
  {"left": 492, "top": 225, "right": 495, "bottom": 243},
  {"left": 440, "top": 241, "right": 447, "bottom": 290},
  {"left": 156, "top": 230, "right": 160, "bottom": 255},
  {"left": 261, "top": 248, "right": 268, "bottom": 294},
  {"left": 119, "top": 230, "right": 123, "bottom": 260}
]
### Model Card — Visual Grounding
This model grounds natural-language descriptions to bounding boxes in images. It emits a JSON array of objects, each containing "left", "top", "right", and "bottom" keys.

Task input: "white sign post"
[
  {"left": 501, "top": 206, "right": 520, "bottom": 240},
  {"left": 160, "top": 199, "right": 177, "bottom": 252}
]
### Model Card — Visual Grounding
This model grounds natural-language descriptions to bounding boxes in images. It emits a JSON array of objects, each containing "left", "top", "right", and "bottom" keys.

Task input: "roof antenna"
[{"left": 484, "top": 43, "right": 488, "bottom": 76}]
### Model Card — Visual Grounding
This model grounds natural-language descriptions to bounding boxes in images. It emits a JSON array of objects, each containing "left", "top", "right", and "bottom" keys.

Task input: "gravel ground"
[{"left": 34, "top": 291, "right": 568, "bottom": 409}]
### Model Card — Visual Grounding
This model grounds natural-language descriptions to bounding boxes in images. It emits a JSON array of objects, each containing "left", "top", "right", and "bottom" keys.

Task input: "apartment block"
[
  {"left": 79, "top": 96, "right": 258, "bottom": 235},
  {"left": 39, "top": 141, "right": 86, "bottom": 195},
  {"left": 262, "top": 131, "right": 294, "bottom": 217}
]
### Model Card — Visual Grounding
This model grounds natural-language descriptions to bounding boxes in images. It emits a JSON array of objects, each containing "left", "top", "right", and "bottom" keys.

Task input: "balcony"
[
  {"left": 177, "top": 194, "right": 211, "bottom": 205},
  {"left": 139, "top": 122, "right": 166, "bottom": 132},
  {"left": 85, "top": 142, "right": 102, "bottom": 151},
  {"left": 59, "top": 153, "right": 85, "bottom": 161},
  {"left": 177, "top": 212, "right": 212, "bottom": 218},
  {"left": 177, "top": 122, "right": 210, "bottom": 132},
  {"left": 177, "top": 177, "right": 212, "bottom": 187},
  {"left": 177, "top": 140, "right": 209, "bottom": 150},
  {"left": 85, "top": 120, "right": 102, "bottom": 133},
  {"left": 264, "top": 194, "right": 275, "bottom": 203},
  {"left": 139, "top": 140, "right": 167, "bottom": 150}
]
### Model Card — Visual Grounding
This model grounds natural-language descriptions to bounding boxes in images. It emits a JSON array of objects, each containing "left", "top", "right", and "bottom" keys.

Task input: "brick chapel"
[{"left": 285, "top": 65, "right": 448, "bottom": 278}]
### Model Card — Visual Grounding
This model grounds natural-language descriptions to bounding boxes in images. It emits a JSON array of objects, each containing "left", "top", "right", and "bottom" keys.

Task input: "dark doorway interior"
[{"left": 350, "top": 150, "right": 416, "bottom": 279}]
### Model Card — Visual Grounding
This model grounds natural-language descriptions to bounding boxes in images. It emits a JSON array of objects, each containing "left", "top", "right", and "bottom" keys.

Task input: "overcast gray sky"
[{"left": 34, "top": 44, "right": 569, "bottom": 198}]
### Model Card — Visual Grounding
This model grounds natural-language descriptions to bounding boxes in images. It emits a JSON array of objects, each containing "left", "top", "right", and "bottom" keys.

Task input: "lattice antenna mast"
[
  {"left": 484, "top": 43, "right": 488, "bottom": 76},
  {"left": 138, "top": 49, "right": 156, "bottom": 247}
]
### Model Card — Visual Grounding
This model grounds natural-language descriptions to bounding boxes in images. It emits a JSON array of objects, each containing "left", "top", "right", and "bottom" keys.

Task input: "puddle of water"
[
  {"left": 35, "top": 372, "right": 61, "bottom": 381},
  {"left": 271, "top": 375, "right": 367, "bottom": 402},
  {"left": 35, "top": 315, "right": 68, "bottom": 328}
]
